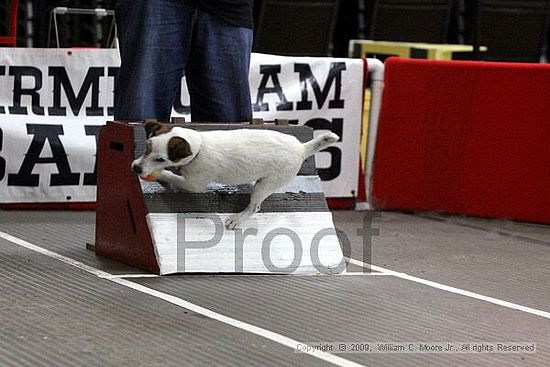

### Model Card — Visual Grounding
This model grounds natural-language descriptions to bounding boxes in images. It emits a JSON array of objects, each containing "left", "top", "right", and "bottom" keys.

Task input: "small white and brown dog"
[{"left": 132, "top": 121, "right": 339, "bottom": 230}]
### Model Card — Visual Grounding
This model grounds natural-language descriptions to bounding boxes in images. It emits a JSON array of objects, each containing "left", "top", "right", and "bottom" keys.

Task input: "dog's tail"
[{"left": 302, "top": 132, "right": 340, "bottom": 158}]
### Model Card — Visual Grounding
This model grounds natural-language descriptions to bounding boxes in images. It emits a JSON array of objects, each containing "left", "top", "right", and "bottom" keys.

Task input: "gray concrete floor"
[{"left": 0, "top": 210, "right": 549, "bottom": 367}]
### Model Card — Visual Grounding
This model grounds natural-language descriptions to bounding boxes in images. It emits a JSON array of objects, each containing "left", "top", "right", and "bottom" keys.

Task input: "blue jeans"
[{"left": 114, "top": 0, "right": 253, "bottom": 122}]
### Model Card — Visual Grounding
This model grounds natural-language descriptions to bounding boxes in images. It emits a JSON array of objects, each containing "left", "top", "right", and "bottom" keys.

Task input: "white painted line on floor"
[
  {"left": 0, "top": 231, "right": 110, "bottom": 278},
  {"left": 0, "top": 230, "right": 366, "bottom": 367},
  {"left": 101, "top": 270, "right": 391, "bottom": 279},
  {"left": 337, "top": 272, "right": 392, "bottom": 276},
  {"left": 100, "top": 274, "right": 160, "bottom": 279},
  {"left": 347, "top": 257, "right": 550, "bottom": 320},
  {"left": 111, "top": 278, "right": 365, "bottom": 367},
  {"left": 106, "top": 271, "right": 390, "bottom": 279}
]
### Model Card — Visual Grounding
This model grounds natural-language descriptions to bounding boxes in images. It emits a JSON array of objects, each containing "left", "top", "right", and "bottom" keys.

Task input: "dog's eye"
[{"left": 155, "top": 157, "right": 166, "bottom": 163}]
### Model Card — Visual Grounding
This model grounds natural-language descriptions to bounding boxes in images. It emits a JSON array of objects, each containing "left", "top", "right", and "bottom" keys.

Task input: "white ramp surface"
[{"left": 147, "top": 212, "right": 346, "bottom": 275}]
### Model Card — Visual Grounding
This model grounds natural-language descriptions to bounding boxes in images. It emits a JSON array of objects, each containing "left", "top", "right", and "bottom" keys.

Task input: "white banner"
[{"left": 0, "top": 48, "right": 363, "bottom": 203}]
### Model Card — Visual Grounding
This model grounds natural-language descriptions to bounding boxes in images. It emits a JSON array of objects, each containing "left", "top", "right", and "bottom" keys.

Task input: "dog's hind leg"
[{"left": 225, "top": 175, "right": 294, "bottom": 230}]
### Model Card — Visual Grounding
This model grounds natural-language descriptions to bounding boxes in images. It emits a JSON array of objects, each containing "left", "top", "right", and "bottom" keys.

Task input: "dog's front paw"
[{"left": 225, "top": 217, "right": 241, "bottom": 230}]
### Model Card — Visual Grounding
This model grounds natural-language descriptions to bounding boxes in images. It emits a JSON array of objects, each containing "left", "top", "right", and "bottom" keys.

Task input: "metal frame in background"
[{"left": 47, "top": 6, "right": 116, "bottom": 48}]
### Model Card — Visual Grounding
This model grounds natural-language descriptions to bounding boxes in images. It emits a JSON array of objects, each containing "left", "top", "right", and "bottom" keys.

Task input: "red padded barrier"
[{"left": 372, "top": 58, "right": 550, "bottom": 223}]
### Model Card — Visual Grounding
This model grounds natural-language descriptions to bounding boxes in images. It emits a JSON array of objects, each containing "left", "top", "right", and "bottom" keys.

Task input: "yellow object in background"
[
  {"left": 349, "top": 40, "right": 487, "bottom": 61},
  {"left": 360, "top": 88, "right": 371, "bottom": 168}
]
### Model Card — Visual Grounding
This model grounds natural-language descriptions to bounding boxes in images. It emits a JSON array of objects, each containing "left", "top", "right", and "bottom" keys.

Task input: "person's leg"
[
  {"left": 185, "top": 11, "right": 253, "bottom": 122},
  {"left": 114, "top": 0, "right": 196, "bottom": 121}
]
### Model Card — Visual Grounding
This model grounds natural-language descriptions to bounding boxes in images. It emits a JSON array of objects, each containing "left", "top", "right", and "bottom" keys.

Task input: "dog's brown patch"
[
  {"left": 167, "top": 137, "right": 192, "bottom": 162},
  {"left": 145, "top": 121, "right": 170, "bottom": 138},
  {"left": 144, "top": 141, "right": 152, "bottom": 156}
]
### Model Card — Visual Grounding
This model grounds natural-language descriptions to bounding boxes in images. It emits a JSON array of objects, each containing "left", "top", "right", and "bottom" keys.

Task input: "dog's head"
[{"left": 131, "top": 121, "right": 200, "bottom": 180}]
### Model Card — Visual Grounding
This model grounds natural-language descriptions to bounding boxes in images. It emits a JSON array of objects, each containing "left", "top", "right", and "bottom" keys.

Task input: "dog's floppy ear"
[
  {"left": 167, "top": 137, "right": 193, "bottom": 162},
  {"left": 144, "top": 121, "right": 170, "bottom": 138}
]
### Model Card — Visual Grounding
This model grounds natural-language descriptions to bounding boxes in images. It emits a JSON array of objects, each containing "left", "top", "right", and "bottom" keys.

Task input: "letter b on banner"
[{"left": 8, "top": 124, "right": 80, "bottom": 186}]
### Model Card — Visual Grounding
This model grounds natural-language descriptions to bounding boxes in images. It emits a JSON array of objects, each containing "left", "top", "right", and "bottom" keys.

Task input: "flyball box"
[{"left": 95, "top": 121, "right": 345, "bottom": 275}]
